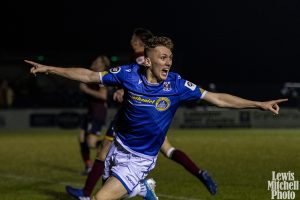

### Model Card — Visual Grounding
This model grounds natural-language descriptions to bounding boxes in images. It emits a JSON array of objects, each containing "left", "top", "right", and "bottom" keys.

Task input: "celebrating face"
[{"left": 144, "top": 46, "right": 173, "bottom": 83}]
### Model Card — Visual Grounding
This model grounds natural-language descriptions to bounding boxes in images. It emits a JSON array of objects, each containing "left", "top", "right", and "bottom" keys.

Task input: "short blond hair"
[{"left": 144, "top": 36, "right": 174, "bottom": 57}]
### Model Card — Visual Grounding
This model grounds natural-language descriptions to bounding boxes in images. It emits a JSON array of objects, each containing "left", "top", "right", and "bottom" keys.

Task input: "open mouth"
[{"left": 161, "top": 68, "right": 170, "bottom": 77}]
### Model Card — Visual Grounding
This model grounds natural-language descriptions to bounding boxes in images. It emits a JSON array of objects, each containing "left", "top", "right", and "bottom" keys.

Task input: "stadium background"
[{"left": 1, "top": 0, "right": 300, "bottom": 200}]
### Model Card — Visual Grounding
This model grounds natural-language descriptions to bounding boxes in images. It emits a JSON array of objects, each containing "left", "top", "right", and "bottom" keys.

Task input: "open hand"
[{"left": 113, "top": 89, "right": 124, "bottom": 103}]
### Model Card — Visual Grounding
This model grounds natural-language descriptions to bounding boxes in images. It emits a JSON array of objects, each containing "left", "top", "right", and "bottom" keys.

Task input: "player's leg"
[
  {"left": 83, "top": 138, "right": 112, "bottom": 196},
  {"left": 86, "top": 134, "right": 99, "bottom": 149},
  {"left": 66, "top": 139, "right": 113, "bottom": 199},
  {"left": 66, "top": 120, "right": 115, "bottom": 199},
  {"left": 83, "top": 118, "right": 105, "bottom": 175},
  {"left": 100, "top": 141, "right": 158, "bottom": 200},
  {"left": 93, "top": 176, "right": 128, "bottom": 200},
  {"left": 94, "top": 176, "right": 158, "bottom": 200},
  {"left": 79, "top": 115, "right": 92, "bottom": 175},
  {"left": 160, "top": 137, "right": 217, "bottom": 195},
  {"left": 87, "top": 118, "right": 105, "bottom": 150},
  {"left": 83, "top": 119, "right": 116, "bottom": 194}
]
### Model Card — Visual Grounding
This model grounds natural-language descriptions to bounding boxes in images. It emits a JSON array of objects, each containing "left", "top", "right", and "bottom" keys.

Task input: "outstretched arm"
[
  {"left": 25, "top": 60, "right": 101, "bottom": 83},
  {"left": 203, "top": 91, "right": 288, "bottom": 115}
]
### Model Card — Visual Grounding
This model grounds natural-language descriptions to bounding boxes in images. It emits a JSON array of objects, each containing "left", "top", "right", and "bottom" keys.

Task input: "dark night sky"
[{"left": 2, "top": 0, "right": 300, "bottom": 87}]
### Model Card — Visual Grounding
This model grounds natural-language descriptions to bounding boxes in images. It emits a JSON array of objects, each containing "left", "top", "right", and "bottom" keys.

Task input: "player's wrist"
[
  {"left": 255, "top": 101, "right": 264, "bottom": 110},
  {"left": 46, "top": 66, "right": 54, "bottom": 74}
]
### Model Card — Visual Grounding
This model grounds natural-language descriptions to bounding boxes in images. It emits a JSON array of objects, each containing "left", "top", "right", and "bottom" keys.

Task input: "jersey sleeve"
[
  {"left": 98, "top": 66, "right": 126, "bottom": 87},
  {"left": 177, "top": 77, "right": 207, "bottom": 102}
]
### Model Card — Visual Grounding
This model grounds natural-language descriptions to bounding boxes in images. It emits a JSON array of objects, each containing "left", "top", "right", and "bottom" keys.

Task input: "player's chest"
[{"left": 126, "top": 91, "right": 179, "bottom": 112}]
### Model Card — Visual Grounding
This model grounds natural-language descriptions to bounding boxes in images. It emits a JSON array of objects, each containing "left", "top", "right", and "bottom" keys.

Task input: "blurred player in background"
[
  {"left": 65, "top": 28, "right": 217, "bottom": 200},
  {"left": 78, "top": 55, "right": 110, "bottom": 175},
  {"left": 0, "top": 79, "right": 14, "bottom": 108}
]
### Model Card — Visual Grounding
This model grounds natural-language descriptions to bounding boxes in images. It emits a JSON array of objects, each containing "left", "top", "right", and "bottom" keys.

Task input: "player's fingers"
[
  {"left": 270, "top": 105, "right": 279, "bottom": 115},
  {"left": 30, "top": 67, "right": 36, "bottom": 73},
  {"left": 30, "top": 67, "right": 37, "bottom": 76},
  {"left": 273, "top": 99, "right": 288, "bottom": 104},
  {"left": 24, "top": 60, "right": 37, "bottom": 65},
  {"left": 270, "top": 107, "right": 278, "bottom": 115},
  {"left": 272, "top": 104, "right": 279, "bottom": 112}
]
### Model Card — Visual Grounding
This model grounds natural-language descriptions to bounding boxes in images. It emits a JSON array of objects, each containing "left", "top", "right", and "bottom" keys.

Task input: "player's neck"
[{"left": 145, "top": 70, "right": 161, "bottom": 84}]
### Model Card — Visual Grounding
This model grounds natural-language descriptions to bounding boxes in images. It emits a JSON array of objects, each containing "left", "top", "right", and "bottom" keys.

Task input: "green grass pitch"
[{"left": 0, "top": 128, "right": 299, "bottom": 200}]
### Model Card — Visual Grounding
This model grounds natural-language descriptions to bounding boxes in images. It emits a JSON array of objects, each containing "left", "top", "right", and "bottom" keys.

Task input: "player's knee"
[
  {"left": 78, "top": 132, "right": 85, "bottom": 143},
  {"left": 87, "top": 141, "right": 96, "bottom": 149},
  {"left": 87, "top": 138, "right": 98, "bottom": 149}
]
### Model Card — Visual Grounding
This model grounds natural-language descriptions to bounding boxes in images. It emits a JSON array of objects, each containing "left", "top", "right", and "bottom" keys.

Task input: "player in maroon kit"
[{"left": 78, "top": 55, "right": 110, "bottom": 175}]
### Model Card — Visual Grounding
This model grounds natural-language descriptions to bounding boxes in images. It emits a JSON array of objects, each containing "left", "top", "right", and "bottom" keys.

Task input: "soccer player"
[
  {"left": 77, "top": 55, "right": 110, "bottom": 175},
  {"left": 25, "top": 36, "right": 287, "bottom": 200},
  {"left": 65, "top": 28, "right": 217, "bottom": 200},
  {"left": 130, "top": 28, "right": 218, "bottom": 193}
]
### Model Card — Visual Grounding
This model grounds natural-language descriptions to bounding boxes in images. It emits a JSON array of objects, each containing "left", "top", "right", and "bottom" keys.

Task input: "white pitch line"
[{"left": 0, "top": 173, "right": 206, "bottom": 200}]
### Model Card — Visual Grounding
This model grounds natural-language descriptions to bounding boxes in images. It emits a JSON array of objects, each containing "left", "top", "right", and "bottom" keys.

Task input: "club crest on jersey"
[
  {"left": 109, "top": 67, "right": 121, "bottom": 74},
  {"left": 163, "top": 82, "right": 172, "bottom": 91},
  {"left": 155, "top": 97, "right": 171, "bottom": 111},
  {"left": 184, "top": 81, "right": 196, "bottom": 91}
]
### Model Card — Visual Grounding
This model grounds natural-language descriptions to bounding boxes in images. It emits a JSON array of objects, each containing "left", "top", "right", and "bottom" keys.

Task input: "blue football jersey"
[{"left": 100, "top": 64, "right": 206, "bottom": 156}]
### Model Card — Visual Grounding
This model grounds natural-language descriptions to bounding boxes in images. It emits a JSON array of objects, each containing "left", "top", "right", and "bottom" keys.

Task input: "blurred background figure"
[
  {"left": 130, "top": 27, "right": 153, "bottom": 64},
  {"left": 0, "top": 79, "right": 14, "bottom": 109},
  {"left": 78, "top": 55, "right": 110, "bottom": 175},
  {"left": 208, "top": 83, "right": 217, "bottom": 93},
  {"left": 281, "top": 82, "right": 300, "bottom": 109}
]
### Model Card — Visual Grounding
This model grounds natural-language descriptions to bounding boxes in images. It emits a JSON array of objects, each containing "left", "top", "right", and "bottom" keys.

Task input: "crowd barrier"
[{"left": 0, "top": 107, "right": 299, "bottom": 129}]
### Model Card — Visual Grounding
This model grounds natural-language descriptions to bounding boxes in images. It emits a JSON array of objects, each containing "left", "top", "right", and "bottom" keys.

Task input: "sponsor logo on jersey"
[
  {"left": 130, "top": 95, "right": 155, "bottom": 104},
  {"left": 184, "top": 81, "right": 196, "bottom": 91},
  {"left": 129, "top": 93, "right": 170, "bottom": 111},
  {"left": 163, "top": 82, "right": 172, "bottom": 91},
  {"left": 155, "top": 97, "right": 171, "bottom": 111},
  {"left": 109, "top": 67, "right": 121, "bottom": 74}
]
